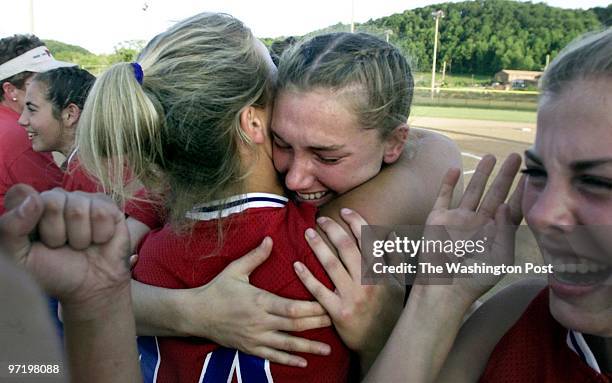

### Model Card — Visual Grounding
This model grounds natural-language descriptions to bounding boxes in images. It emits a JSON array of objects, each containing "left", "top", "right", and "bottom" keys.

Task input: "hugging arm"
[
  {"left": 130, "top": 243, "right": 333, "bottom": 367},
  {"left": 124, "top": 198, "right": 333, "bottom": 367},
  {"left": 364, "top": 154, "right": 524, "bottom": 382},
  {"left": 305, "top": 153, "right": 523, "bottom": 381},
  {"left": 304, "top": 130, "right": 463, "bottom": 373}
]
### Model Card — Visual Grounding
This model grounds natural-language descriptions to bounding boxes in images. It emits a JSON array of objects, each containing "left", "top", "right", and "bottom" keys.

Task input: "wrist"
[
  {"left": 409, "top": 284, "right": 476, "bottom": 320},
  {"left": 62, "top": 283, "right": 132, "bottom": 324}
]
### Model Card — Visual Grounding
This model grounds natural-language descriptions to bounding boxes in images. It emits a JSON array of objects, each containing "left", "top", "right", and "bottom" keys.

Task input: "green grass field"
[{"left": 411, "top": 105, "right": 536, "bottom": 123}]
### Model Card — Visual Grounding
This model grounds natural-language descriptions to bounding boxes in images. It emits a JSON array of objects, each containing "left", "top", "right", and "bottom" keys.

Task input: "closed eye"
[
  {"left": 273, "top": 139, "right": 291, "bottom": 150},
  {"left": 316, "top": 155, "right": 341, "bottom": 164},
  {"left": 520, "top": 167, "right": 546, "bottom": 178},
  {"left": 577, "top": 175, "right": 612, "bottom": 190}
]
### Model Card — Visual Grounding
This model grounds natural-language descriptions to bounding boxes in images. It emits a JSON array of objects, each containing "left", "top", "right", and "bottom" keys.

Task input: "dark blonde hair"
[
  {"left": 78, "top": 13, "right": 275, "bottom": 224},
  {"left": 277, "top": 32, "right": 413, "bottom": 138},
  {"left": 540, "top": 27, "right": 612, "bottom": 95}
]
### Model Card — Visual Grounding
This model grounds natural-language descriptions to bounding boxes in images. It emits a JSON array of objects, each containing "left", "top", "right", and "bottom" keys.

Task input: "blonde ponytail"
[{"left": 78, "top": 62, "right": 165, "bottom": 205}]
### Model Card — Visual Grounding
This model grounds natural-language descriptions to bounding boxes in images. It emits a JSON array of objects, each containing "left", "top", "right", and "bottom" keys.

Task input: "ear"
[
  {"left": 238, "top": 106, "right": 268, "bottom": 145},
  {"left": 62, "top": 103, "right": 81, "bottom": 129},
  {"left": 2, "top": 81, "right": 17, "bottom": 101},
  {"left": 383, "top": 123, "right": 409, "bottom": 164}
]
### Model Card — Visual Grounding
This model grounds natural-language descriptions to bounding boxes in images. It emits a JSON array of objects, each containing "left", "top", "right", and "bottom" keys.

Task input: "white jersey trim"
[
  {"left": 567, "top": 329, "right": 601, "bottom": 373},
  {"left": 186, "top": 193, "right": 288, "bottom": 221}
]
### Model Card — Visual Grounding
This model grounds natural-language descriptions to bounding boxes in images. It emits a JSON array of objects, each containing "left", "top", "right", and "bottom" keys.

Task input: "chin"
[{"left": 548, "top": 284, "right": 612, "bottom": 337}]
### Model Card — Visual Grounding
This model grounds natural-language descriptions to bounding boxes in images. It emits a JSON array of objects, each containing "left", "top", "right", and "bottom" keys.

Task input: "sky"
[{"left": 1, "top": 0, "right": 609, "bottom": 54}]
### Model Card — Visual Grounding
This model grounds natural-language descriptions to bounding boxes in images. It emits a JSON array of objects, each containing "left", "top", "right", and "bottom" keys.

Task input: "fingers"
[
  {"left": 225, "top": 237, "right": 273, "bottom": 278},
  {"left": 90, "top": 197, "right": 124, "bottom": 245},
  {"left": 0, "top": 193, "right": 44, "bottom": 259},
  {"left": 338, "top": 208, "right": 368, "bottom": 249},
  {"left": 38, "top": 189, "right": 68, "bottom": 248},
  {"left": 255, "top": 347, "right": 308, "bottom": 368},
  {"left": 316, "top": 216, "right": 361, "bottom": 278},
  {"left": 508, "top": 175, "right": 525, "bottom": 225},
  {"left": 293, "top": 261, "right": 341, "bottom": 318},
  {"left": 4, "top": 183, "right": 38, "bottom": 211},
  {"left": 459, "top": 155, "right": 496, "bottom": 211},
  {"left": 64, "top": 192, "right": 93, "bottom": 249},
  {"left": 303, "top": 228, "right": 352, "bottom": 291},
  {"left": 478, "top": 153, "right": 522, "bottom": 218},
  {"left": 432, "top": 168, "right": 462, "bottom": 211},
  {"left": 273, "top": 314, "right": 332, "bottom": 332},
  {"left": 266, "top": 294, "right": 327, "bottom": 317},
  {"left": 265, "top": 332, "right": 331, "bottom": 359},
  {"left": 129, "top": 254, "right": 139, "bottom": 269},
  {"left": 34, "top": 189, "right": 125, "bottom": 250}
]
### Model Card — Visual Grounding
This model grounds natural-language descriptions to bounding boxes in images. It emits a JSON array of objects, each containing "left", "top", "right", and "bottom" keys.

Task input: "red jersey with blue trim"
[
  {"left": 133, "top": 193, "right": 350, "bottom": 383},
  {"left": 0, "top": 104, "right": 62, "bottom": 213},
  {"left": 480, "top": 288, "right": 611, "bottom": 383}
]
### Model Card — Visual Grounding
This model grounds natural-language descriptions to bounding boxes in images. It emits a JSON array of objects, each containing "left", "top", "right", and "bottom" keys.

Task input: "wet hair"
[
  {"left": 277, "top": 32, "right": 413, "bottom": 139},
  {"left": 540, "top": 28, "right": 612, "bottom": 96},
  {"left": 78, "top": 12, "right": 276, "bottom": 224},
  {"left": 269, "top": 36, "right": 297, "bottom": 66},
  {"left": 32, "top": 67, "right": 95, "bottom": 119},
  {"left": 0, "top": 34, "right": 45, "bottom": 100}
]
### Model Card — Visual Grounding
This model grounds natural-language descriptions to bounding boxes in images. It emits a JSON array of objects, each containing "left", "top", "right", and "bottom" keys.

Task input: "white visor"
[{"left": 0, "top": 46, "right": 76, "bottom": 81}]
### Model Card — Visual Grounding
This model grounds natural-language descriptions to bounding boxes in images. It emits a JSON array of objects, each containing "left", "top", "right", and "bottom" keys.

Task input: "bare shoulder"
[
  {"left": 398, "top": 128, "right": 463, "bottom": 216},
  {"left": 437, "top": 278, "right": 548, "bottom": 382},
  {"left": 407, "top": 128, "right": 462, "bottom": 172}
]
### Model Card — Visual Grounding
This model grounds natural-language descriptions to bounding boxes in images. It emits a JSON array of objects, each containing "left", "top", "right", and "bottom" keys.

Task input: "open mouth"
[
  {"left": 552, "top": 262, "right": 611, "bottom": 286},
  {"left": 296, "top": 191, "right": 329, "bottom": 201},
  {"left": 27, "top": 132, "right": 38, "bottom": 140}
]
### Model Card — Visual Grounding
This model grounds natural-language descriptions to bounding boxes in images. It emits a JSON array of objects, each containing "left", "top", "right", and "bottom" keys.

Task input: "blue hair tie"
[{"left": 131, "top": 62, "right": 144, "bottom": 85}]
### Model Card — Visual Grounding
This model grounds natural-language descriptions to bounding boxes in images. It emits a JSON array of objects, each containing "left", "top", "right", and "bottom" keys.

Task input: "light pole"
[
  {"left": 430, "top": 10, "right": 444, "bottom": 99},
  {"left": 384, "top": 29, "right": 393, "bottom": 43},
  {"left": 350, "top": 0, "right": 355, "bottom": 33}
]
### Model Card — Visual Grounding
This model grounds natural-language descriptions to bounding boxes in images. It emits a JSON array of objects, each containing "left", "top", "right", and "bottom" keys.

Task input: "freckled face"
[
  {"left": 271, "top": 88, "right": 389, "bottom": 206},
  {"left": 522, "top": 78, "right": 612, "bottom": 336}
]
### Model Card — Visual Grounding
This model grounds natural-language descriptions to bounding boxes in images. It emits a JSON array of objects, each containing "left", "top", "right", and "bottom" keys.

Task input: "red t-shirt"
[
  {"left": 134, "top": 194, "right": 350, "bottom": 383},
  {"left": 480, "top": 288, "right": 611, "bottom": 383},
  {"left": 0, "top": 104, "right": 62, "bottom": 213}
]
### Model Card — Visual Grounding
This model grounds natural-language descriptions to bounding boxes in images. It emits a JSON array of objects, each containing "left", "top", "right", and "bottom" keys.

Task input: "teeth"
[
  {"left": 553, "top": 263, "right": 609, "bottom": 274},
  {"left": 552, "top": 262, "right": 611, "bottom": 286},
  {"left": 297, "top": 191, "right": 327, "bottom": 200}
]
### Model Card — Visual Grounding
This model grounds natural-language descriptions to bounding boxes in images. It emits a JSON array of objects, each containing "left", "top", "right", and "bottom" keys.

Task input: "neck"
[
  {"left": 0, "top": 99, "right": 20, "bottom": 114},
  {"left": 241, "top": 146, "right": 284, "bottom": 197}
]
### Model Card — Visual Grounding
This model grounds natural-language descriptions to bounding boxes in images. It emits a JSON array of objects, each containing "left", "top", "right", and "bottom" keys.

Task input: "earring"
[{"left": 12, "top": 97, "right": 17, "bottom": 101}]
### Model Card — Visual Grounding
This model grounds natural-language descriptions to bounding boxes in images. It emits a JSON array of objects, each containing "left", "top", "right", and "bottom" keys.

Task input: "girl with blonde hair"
[{"left": 78, "top": 12, "right": 462, "bottom": 380}]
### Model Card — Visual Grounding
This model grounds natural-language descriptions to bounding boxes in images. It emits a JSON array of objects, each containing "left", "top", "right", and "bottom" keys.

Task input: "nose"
[
  {"left": 525, "top": 180, "right": 577, "bottom": 233},
  {"left": 285, "top": 156, "right": 315, "bottom": 191},
  {"left": 17, "top": 112, "right": 28, "bottom": 128}
]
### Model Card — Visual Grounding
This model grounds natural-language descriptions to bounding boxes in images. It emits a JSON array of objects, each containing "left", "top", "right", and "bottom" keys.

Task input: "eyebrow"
[
  {"left": 272, "top": 131, "right": 345, "bottom": 152},
  {"left": 524, "top": 149, "right": 612, "bottom": 171}
]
